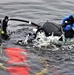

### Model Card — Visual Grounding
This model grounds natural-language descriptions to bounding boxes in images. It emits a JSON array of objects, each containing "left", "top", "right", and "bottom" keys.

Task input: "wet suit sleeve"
[
  {"left": 2, "top": 20, "right": 8, "bottom": 29},
  {"left": 62, "top": 16, "right": 69, "bottom": 27}
]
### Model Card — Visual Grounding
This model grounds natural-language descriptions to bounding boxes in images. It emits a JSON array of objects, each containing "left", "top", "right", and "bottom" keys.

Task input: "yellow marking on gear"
[
  {"left": 32, "top": 57, "right": 49, "bottom": 75},
  {"left": 0, "top": 63, "right": 7, "bottom": 70},
  {"left": 1, "top": 30, "right": 5, "bottom": 34},
  {"left": 0, "top": 44, "right": 7, "bottom": 60},
  {"left": 0, "top": 44, "right": 7, "bottom": 71}
]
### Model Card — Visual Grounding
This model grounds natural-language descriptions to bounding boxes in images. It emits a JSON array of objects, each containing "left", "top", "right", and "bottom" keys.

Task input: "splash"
[{"left": 33, "top": 32, "right": 60, "bottom": 48}]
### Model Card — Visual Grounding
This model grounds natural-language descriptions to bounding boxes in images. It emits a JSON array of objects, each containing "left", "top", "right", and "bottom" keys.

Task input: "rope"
[
  {"left": 10, "top": 18, "right": 40, "bottom": 27},
  {"left": 31, "top": 57, "right": 49, "bottom": 75},
  {"left": 35, "top": 58, "right": 49, "bottom": 75},
  {"left": 0, "top": 63, "right": 7, "bottom": 70},
  {"left": 0, "top": 45, "right": 60, "bottom": 75},
  {"left": 0, "top": 44, "right": 7, "bottom": 70},
  {"left": 0, "top": 45, "right": 49, "bottom": 75},
  {"left": 0, "top": 44, "right": 8, "bottom": 61}
]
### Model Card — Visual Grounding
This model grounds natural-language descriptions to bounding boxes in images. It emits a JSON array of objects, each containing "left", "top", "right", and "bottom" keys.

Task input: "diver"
[
  {"left": 64, "top": 25, "right": 74, "bottom": 43},
  {"left": 1, "top": 16, "right": 9, "bottom": 40},
  {"left": 62, "top": 14, "right": 74, "bottom": 29}
]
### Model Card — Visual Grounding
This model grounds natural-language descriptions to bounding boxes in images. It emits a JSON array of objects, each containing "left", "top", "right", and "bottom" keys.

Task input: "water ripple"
[{"left": 0, "top": 0, "right": 74, "bottom": 75}]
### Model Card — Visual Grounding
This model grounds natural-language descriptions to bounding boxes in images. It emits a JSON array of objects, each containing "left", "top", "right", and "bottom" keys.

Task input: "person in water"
[
  {"left": 61, "top": 14, "right": 74, "bottom": 41},
  {"left": 62, "top": 14, "right": 74, "bottom": 29},
  {"left": 1, "top": 16, "right": 9, "bottom": 40}
]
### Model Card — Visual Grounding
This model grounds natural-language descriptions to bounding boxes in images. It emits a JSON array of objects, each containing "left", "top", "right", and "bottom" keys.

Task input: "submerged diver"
[
  {"left": 35, "top": 22, "right": 58, "bottom": 37},
  {"left": 1, "top": 16, "right": 9, "bottom": 40}
]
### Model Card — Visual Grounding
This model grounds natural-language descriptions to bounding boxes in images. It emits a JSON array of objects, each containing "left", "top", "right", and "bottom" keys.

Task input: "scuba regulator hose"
[{"left": 10, "top": 18, "right": 40, "bottom": 27}]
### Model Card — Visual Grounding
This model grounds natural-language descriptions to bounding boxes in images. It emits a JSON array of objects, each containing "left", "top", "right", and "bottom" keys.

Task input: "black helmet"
[{"left": 4, "top": 16, "right": 8, "bottom": 19}]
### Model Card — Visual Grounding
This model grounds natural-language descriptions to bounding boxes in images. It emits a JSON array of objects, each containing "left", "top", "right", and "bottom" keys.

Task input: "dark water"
[{"left": 0, "top": 0, "right": 74, "bottom": 75}]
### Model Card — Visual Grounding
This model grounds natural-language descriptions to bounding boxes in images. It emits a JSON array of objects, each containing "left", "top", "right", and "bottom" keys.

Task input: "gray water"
[{"left": 0, "top": 0, "right": 74, "bottom": 75}]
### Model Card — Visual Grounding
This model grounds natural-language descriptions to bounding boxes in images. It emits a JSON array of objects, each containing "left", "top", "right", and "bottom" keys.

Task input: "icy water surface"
[{"left": 0, "top": 0, "right": 74, "bottom": 75}]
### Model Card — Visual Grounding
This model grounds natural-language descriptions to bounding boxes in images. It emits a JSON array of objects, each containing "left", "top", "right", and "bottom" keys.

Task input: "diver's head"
[
  {"left": 69, "top": 14, "right": 73, "bottom": 19},
  {"left": 4, "top": 16, "right": 9, "bottom": 21},
  {"left": 5, "top": 16, "right": 8, "bottom": 19},
  {"left": 68, "top": 14, "right": 74, "bottom": 24}
]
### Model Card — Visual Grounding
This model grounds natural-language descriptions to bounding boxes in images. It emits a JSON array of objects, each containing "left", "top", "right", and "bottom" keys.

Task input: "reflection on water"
[{"left": 0, "top": 0, "right": 74, "bottom": 75}]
